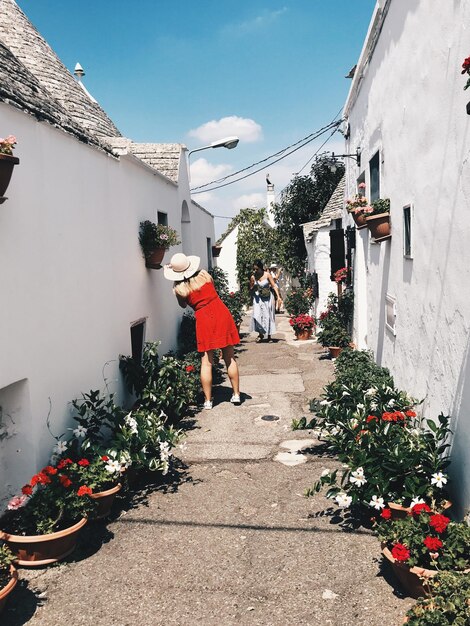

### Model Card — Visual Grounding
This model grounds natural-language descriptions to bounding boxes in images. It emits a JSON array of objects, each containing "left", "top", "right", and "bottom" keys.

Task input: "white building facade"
[{"left": 344, "top": 0, "right": 470, "bottom": 514}]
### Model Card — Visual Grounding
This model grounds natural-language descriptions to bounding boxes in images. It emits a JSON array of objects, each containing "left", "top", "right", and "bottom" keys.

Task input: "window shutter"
[
  {"left": 329, "top": 228, "right": 345, "bottom": 281},
  {"left": 311, "top": 272, "right": 319, "bottom": 299}
]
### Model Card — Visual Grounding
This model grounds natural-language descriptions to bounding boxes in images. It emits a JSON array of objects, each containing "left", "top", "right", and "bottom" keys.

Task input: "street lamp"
[
  {"left": 187, "top": 136, "right": 239, "bottom": 161},
  {"left": 326, "top": 147, "right": 361, "bottom": 173}
]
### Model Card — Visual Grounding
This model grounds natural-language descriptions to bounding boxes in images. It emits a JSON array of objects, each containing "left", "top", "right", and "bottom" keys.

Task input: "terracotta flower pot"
[
  {"left": 365, "top": 212, "right": 391, "bottom": 240},
  {"left": 382, "top": 546, "right": 435, "bottom": 598},
  {"left": 328, "top": 346, "right": 342, "bottom": 358},
  {"left": 0, "top": 154, "right": 20, "bottom": 198},
  {"left": 145, "top": 247, "right": 166, "bottom": 269},
  {"left": 90, "top": 483, "right": 122, "bottom": 519},
  {"left": 295, "top": 329, "right": 313, "bottom": 340},
  {"left": 0, "top": 517, "right": 87, "bottom": 567},
  {"left": 350, "top": 211, "right": 368, "bottom": 229},
  {"left": 211, "top": 245, "right": 222, "bottom": 257},
  {"left": 0, "top": 565, "right": 18, "bottom": 614},
  {"left": 387, "top": 500, "right": 452, "bottom": 520}
]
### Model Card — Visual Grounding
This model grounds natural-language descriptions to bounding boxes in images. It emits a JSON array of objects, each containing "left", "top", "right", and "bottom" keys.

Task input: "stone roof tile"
[
  {"left": 105, "top": 138, "right": 182, "bottom": 182},
  {"left": 0, "top": 0, "right": 121, "bottom": 139}
]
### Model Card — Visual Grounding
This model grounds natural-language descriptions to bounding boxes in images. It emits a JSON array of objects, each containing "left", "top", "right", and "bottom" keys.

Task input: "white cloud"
[
  {"left": 232, "top": 193, "right": 265, "bottom": 211},
  {"left": 189, "top": 157, "right": 233, "bottom": 188},
  {"left": 223, "top": 8, "right": 288, "bottom": 35},
  {"left": 189, "top": 116, "right": 263, "bottom": 144}
]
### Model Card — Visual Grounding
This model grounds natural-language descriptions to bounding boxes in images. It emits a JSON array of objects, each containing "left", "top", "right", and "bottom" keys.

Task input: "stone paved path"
[{"left": 3, "top": 315, "right": 414, "bottom": 626}]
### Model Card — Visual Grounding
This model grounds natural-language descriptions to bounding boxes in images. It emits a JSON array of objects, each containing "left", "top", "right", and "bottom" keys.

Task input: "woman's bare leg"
[
  {"left": 201, "top": 350, "right": 214, "bottom": 401},
  {"left": 222, "top": 345, "right": 240, "bottom": 395}
]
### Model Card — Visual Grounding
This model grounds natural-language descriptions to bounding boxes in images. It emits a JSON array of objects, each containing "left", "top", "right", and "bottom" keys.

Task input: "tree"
[
  {"left": 235, "top": 208, "right": 277, "bottom": 304},
  {"left": 271, "top": 158, "right": 345, "bottom": 276}
]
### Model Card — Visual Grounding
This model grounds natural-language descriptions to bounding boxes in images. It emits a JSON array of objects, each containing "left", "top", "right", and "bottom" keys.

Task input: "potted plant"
[
  {"left": 284, "top": 287, "right": 314, "bottom": 316},
  {"left": 346, "top": 188, "right": 373, "bottom": 229},
  {"left": 365, "top": 198, "right": 391, "bottom": 241},
  {"left": 403, "top": 571, "right": 470, "bottom": 624},
  {"left": 138, "top": 220, "right": 181, "bottom": 269},
  {"left": 0, "top": 542, "right": 17, "bottom": 615},
  {"left": 211, "top": 244, "right": 222, "bottom": 257},
  {"left": 0, "top": 464, "right": 94, "bottom": 566},
  {"left": 377, "top": 504, "right": 470, "bottom": 598},
  {"left": 0, "top": 135, "right": 19, "bottom": 200},
  {"left": 289, "top": 313, "right": 315, "bottom": 340},
  {"left": 316, "top": 313, "right": 351, "bottom": 357}
]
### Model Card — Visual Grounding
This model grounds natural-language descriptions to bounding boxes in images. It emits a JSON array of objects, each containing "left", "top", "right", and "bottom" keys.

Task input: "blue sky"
[{"left": 17, "top": 0, "right": 376, "bottom": 236}]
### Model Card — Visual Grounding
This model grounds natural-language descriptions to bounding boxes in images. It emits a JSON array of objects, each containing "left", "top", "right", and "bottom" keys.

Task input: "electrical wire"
[{"left": 190, "top": 117, "right": 343, "bottom": 194}]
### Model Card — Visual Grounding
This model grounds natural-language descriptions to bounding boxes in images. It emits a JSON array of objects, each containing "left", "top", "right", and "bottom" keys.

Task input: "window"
[
  {"left": 385, "top": 294, "right": 396, "bottom": 336},
  {"left": 130, "top": 318, "right": 146, "bottom": 364},
  {"left": 403, "top": 204, "right": 412, "bottom": 258},
  {"left": 206, "top": 237, "right": 213, "bottom": 271},
  {"left": 157, "top": 212, "right": 168, "bottom": 226},
  {"left": 369, "top": 151, "right": 380, "bottom": 202}
]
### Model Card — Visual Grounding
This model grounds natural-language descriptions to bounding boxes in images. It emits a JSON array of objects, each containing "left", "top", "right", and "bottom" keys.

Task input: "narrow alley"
[{"left": 3, "top": 317, "right": 413, "bottom": 626}]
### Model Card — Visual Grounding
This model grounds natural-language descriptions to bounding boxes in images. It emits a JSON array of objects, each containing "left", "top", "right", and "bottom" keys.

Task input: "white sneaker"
[
  {"left": 203, "top": 400, "right": 213, "bottom": 410},
  {"left": 230, "top": 394, "right": 241, "bottom": 405}
]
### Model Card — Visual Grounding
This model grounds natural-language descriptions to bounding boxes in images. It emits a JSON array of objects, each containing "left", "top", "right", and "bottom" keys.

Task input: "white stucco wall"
[
  {"left": 305, "top": 228, "right": 337, "bottom": 318},
  {"left": 0, "top": 103, "right": 215, "bottom": 505},
  {"left": 344, "top": 0, "right": 470, "bottom": 513},
  {"left": 217, "top": 226, "right": 239, "bottom": 292}
]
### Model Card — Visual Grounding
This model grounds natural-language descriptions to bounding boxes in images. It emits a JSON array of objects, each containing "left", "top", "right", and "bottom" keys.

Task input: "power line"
[{"left": 190, "top": 117, "right": 343, "bottom": 194}]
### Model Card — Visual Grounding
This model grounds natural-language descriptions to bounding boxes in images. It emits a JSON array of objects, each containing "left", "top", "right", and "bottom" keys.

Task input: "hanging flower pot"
[
  {"left": 90, "top": 483, "right": 122, "bottom": 519},
  {"left": 366, "top": 212, "right": 391, "bottom": 241},
  {"left": 212, "top": 245, "right": 222, "bottom": 257},
  {"left": 0, "top": 565, "right": 18, "bottom": 615},
  {"left": 350, "top": 211, "right": 368, "bottom": 229},
  {"left": 145, "top": 247, "right": 166, "bottom": 269},
  {"left": 0, "top": 517, "right": 87, "bottom": 567},
  {"left": 0, "top": 154, "right": 20, "bottom": 199}
]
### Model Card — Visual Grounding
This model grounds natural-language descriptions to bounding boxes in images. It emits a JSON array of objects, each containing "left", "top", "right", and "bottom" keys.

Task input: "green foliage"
[
  {"left": 120, "top": 342, "right": 198, "bottom": 421},
  {"left": 284, "top": 287, "right": 314, "bottom": 316},
  {"left": 405, "top": 572, "right": 470, "bottom": 625},
  {"left": 271, "top": 158, "right": 345, "bottom": 276},
  {"left": 370, "top": 198, "right": 390, "bottom": 217},
  {"left": 70, "top": 390, "right": 124, "bottom": 454},
  {"left": 235, "top": 208, "right": 278, "bottom": 305},
  {"left": 316, "top": 316, "right": 351, "bottom": 348},
  {"left": 210, "top": 266, "right": 244, "bottom": 325},
  {"left": 0, "top": 542, "right": 15, "bottom": 587},
  {"left": 138, "top": 220, "right": 181, "bottom": 256},
  {"left": 334, "top": 349, "right": 394, "bottom": 390}
]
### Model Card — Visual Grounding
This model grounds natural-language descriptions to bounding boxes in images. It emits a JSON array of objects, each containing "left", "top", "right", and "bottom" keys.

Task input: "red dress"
[{"left": 186, "top": 281, "right": 240, "bottom": 352}]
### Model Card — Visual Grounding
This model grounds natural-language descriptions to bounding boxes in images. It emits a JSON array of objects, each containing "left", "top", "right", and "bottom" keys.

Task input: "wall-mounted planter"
[
  {"left": 145, "top": 247, "right": 166, "bottom": 269},
  {"left": 365, "top": 212, "right": 391, "bottom": 241},
  {"left": 212, "top": 245, "right": 222, "bottom": 257},
  {"left": 350, "top": 211, "right": 368, "bottom": 229},
  {"left": 0, "top": 154, "right": 20, "bottom": 200}
]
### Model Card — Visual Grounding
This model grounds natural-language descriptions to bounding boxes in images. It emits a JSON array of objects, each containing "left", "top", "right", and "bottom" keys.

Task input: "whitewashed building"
[
  {"left": 0, "top": 0, "right": 215, "bottom": 504},
  {"left": 343, "top": 0, "right": 470, "bottom": 515}
]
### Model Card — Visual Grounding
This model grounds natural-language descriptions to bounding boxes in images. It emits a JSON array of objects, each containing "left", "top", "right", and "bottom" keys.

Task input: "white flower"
[
  {"left": 356, "top": 404, "right": 365, "bottom": 411},
  {"left": 342, "top": 391, "right": 349, "bottom": 397},
  {"left": 330, "top": 426, "right": 340, "bottom": 435},
  {"left": 350, "top": 418, "right": 358, "bottom": 429},
  {"left": 335, "top": 493, "right": 352, "bottom": 508},
  {"left": 369, "top": 495, "right": 385, "bottom": 510},
  {"left": 161, "top": 460, "right": 169, "bottom": 476},
  {"left": 54, "top": 440, "right": 68, "bottom": 454},
  {"left": 410, "top": 497, "right": 425, "bottom": 507},
  {"left": 350, "top": 468, "right": 367, "bottom": 487},
  {"left": 321, "top": 469, "right": 330, "bottom": 477},
  {"left": 105, "top": 459, "right": 122, "bottom": 474},
  {"left": 159, "top": 441, "right": 172, "bottom": 462},
  {"left": 365, "top": 388, "right": 376, "bottom": 397},
  {"left": 319, "top": 400, "right": 331, "bottom": 406},
  {"left": 387, "top": 399, "right": 396, "bottom": 408},
  {"left": 370, "top": 401, "right": 378, "bottom": 411},
  {"left": 73, "top": 425, "right": 87, "bottom": 438},
  {"left": 431, "top": 472, "right": 448, "bottom": 489},
  {"left": 125, "top": 414, "right": 138, "bottom": 435}
]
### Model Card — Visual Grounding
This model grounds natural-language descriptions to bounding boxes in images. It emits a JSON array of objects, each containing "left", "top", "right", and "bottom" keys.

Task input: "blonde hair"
[{"left": 173, "top": 269, "right": 213, "bottom": 298}]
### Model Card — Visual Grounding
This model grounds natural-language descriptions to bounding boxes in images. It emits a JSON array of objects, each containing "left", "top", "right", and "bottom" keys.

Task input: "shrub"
[
  {"left": 404, "top": 571, "right": 470, "bottom": 625},
  {"left": 178, "top": 312, "right": 197, "bottom": 356},
  {"left": 284, "top": 288, "right": 313, "bottom": 316},
  {"left": 0, "top": 542, "right": 15, "bottom": 588}
]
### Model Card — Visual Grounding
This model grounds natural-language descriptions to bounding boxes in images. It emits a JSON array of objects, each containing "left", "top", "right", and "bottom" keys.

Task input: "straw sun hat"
[{"left": 163, "top": 253, "right": 200, "bottom": 281}]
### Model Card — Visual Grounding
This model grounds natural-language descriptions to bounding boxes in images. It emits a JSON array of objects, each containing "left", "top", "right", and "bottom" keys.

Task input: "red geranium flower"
[
  {"left": 57, "top": 458, "right": 73, "bottom": 469},
  {"left": 391, "top": 543, "right": 410, "bottom": 562},
  {"left": 429, "top": 514, "right": 450, "bottom": 534},
  {"left": 411, "top": 503, "right": 432, "bottom": 516},
  {"left": 185, "top": 365, "right": 195, "bottom": 373},
  {"left": 366, "top": 415, "right": 378, "bottom": 423},
  {"left": 21, "top": 484, "right": 33, "bottom": 496},
  {"left": 405, "top": 410, "right": 416, "bottom": 417},
  {"left": 423, "top": 536, "right": 443, "bottom": 551},
  {"left": 59, "top": 474, "right": 72, "bottom": 488},
  {"left": 462, "top": 56, "right": 470, "bottom": 73},
  {"left": 381, "top": 508, "right": 392, "bottom": 520},
  {"left": 77, "top": 485, "right": 92, "bottom": 497},
  {"left": 41, "top": 465, "right": 58, "bottom": 475},
  {"left": 101, "top": 455, "right": 109, "bottom": 462},
  {"left": 31, "top": 472, "right": 51, "bottom": 486},
  {"left": 78, "top": 459, "right": 90, "bottom": 467}
]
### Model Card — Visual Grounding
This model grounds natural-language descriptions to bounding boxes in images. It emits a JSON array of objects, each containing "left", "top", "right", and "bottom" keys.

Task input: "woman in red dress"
[{"left": 164, "top": 253, "right": 240, "bottom": 409}]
